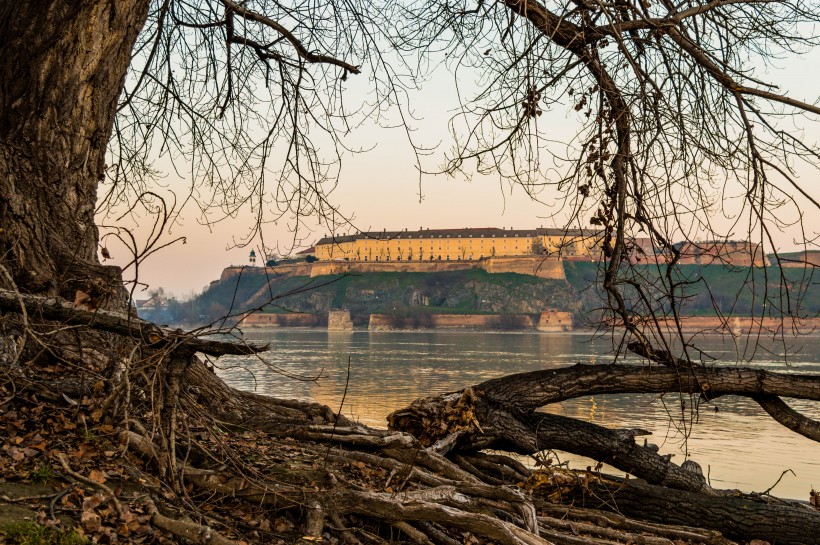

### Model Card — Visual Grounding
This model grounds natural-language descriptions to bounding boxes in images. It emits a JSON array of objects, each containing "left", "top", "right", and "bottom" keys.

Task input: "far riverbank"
[{"left": 239, "top": 310, "right": 820, "bottom": 335}]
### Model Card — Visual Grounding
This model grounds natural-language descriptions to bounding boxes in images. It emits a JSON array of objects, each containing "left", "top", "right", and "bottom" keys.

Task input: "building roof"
[{"left": 315, "top": 227, "right": 602, "bottom": 245}]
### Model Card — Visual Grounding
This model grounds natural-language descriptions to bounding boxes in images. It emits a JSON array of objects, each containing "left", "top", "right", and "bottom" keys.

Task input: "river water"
[{"left": 215, "top": 330, "right": 820, "bottom": 500}]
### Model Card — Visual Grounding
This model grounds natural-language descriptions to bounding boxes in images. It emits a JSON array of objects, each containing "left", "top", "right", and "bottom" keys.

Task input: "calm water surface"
[{"left": 216, "top": 330, "right": 820, "bottom": 500}]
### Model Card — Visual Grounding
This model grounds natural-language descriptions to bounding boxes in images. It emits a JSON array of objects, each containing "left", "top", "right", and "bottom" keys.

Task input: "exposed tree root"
[
  {"left": 558, "top": 473, "right": 820, "bottom": 545},
  {"left": 535, "top": 503, "right": 733, "bottom": 545},
  {"left": 388, "top": 363, "right": 820, "bottom": 498},
  {"left": 143, "top": 498, "right": 242, "bottom": 545},
  {"left": 0, "top": 288, "right": 265, "bottom": 356},
  {"left": 2, "top": 294, "right": 819, "bottom": 545},
  {"left": 754, "top": 393, "right": 820, "bottom": 442}
]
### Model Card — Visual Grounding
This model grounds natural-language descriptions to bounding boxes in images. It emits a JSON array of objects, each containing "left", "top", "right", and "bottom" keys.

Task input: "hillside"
[
  {"left": 146, "top": 262, "right": 820, "bottom": 326},
  {"left": 156, "top": 268, "right": 579, "bottom": 325},
  {"left": 564, "top": 261, "right": 820, "bottom": 318}
]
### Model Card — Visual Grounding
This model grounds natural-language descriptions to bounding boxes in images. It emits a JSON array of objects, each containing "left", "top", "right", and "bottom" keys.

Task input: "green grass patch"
[
  {"left": 28, "top": 464, "right": 54, "bottom": 485},
  {"left": 563, "top": 261, "right": 820, "bottom": 317},
  {"left": 266, "top": 270, "right": 560, "bottom": 314},
  {"left": 310, "top": 268, "right": 545, "bottom": 288},
  {"left": 1, "top": 521, "right": 87, "bottom": 545}
]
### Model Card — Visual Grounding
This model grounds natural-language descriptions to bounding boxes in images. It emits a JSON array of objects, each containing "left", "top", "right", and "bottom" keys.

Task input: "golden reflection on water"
[{"left": 216, "top": 330, "right": 820, "bottom": 500}]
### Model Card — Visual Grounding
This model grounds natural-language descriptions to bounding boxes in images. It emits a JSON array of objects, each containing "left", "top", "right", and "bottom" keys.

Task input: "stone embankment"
[
  {"left": 655, "top": 316, "right": 820, "bottom": 335},
  {"left": 241, "top": 309, "right": 574, "bottom": 331},
  {"left": 537, "top": 309, "right": 574, "bottom": 332},
  {"left": 328, "top": 310, "right": 353, "bottom": 331},
  {"left": 239, "top": 312, "right": 319, "bottom": 327},
  {"left": 219, "top": 255, "right": 566, "bottom": 282},
  {"left": 368, "top": 313, "right": 536, "bottom": 331},
  {"left": 367, "top": 310, "right": 575, "bottom": 331},
  {"left": 238, "top": 309, "right": 820, "bottom": 334}
]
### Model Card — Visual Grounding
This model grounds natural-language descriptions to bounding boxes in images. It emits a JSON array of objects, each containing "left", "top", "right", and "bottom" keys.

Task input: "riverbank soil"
[{"left": 2, "top": 294, "right": 820, "bottom": 545}]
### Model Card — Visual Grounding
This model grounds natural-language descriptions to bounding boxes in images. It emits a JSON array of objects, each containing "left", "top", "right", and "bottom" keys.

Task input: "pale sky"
[{"left": 101, "top": 43, "right": 820, "bottom": 297}]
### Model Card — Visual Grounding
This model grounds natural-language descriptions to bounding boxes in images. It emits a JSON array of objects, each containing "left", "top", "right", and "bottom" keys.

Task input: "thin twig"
[
  {"left": 56, "top": 453, "right": 123, "bottom": 515},
  {"left": 323, "top": 356, "right": 352, "bottom": 469}
]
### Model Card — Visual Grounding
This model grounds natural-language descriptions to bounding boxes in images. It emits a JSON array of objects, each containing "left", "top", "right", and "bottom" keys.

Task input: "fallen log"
[
  {"left": 473, "top": 363, "right": 820, "bottom": 409},
  {"left": 388, "top": 364, "right": 820, "bottom": 495}
]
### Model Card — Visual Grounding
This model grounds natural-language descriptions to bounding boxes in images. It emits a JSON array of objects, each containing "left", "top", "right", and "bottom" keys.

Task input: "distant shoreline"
[{"left": 237, "top": 312, "right": 820, "bottom": 335}]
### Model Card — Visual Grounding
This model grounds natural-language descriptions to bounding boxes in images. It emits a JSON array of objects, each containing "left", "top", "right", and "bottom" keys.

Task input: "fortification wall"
[
  {"left": 328, "top": 310, "right": 353, "bottom": 331},
  {"left": 309, "top": 260, "right": 478, "bottom": 277},
  {"left": 230, "top": 307, "right": 820, "bottom": 334},
  {"left": 537, "top": 310, "right": 574, "bottom": 332},
  {"left": 239, "top": 312, "right": 319, "bottom": 327},
  {"left": 369, "top": 313, "right": 535, "bottom": 331},
  {"left": 655, "top": 316, "right": 820, "bottom": 335},
  {"left": 780, "top": 251, "right": 820, "bottom": 268},
  {"left": 217, "top": 256, "right": 566, "bottom": 284},
  {"left": 218, "top": 262, "right": 313, "bottom": 283},
  {"left": 219, "top": 266, "right": 244, "bottom": 283},
  {"left": 483, "top": 256, "right": 565, "bottom": 279}
]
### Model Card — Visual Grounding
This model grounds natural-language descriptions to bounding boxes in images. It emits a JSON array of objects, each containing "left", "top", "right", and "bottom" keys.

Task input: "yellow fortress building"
[{"left": 313, "top": 227, "right": 601, "bottom": 262}]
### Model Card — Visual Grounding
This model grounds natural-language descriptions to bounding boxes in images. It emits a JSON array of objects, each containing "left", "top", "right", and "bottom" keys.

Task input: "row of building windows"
[
  {"left": 364, "top": 241, "right": 518, "bottom": 250},
  {"left": 313, "top": 229, "right": 600, "bottom": 262},
  {"left": 305, "top": 230, "right": 768, "bottom": 268},
  {"left": 352, "top": 255, "right": 483, "bottom": 261}
]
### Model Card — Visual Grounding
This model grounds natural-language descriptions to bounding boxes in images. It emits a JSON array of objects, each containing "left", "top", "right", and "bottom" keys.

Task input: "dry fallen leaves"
[{"left": 88, "top": 469, "right": 107, "bottom": 484}]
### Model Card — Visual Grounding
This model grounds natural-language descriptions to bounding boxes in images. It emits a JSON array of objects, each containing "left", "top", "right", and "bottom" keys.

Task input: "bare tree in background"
[
  {"left": 2, "top": 1, "right": 820, "bottom": 544},
  {"left": 391, "top": 0, "right": 820, "bottom": 361}
]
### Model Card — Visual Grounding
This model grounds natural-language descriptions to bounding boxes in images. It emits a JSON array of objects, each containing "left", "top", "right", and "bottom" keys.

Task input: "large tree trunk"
[{"left": 0, "top": 0, "right": 147, "bottom": 307}]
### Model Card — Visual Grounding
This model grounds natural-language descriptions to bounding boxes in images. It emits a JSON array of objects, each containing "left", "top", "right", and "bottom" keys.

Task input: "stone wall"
[
  {"left": 655, "top": 316, "right": 820, "bottom": 335},
  {"left": 227, "top": 307, "right": 820, "bottom": 335},
  {"left": 780, "top": 250, "right": 820, "bottom": 268},
  {"left": 368, "top": 313, "right": 535, "bottom": 331},
  {"left": 482, "top": 256, "right": 565, "bottom": 279},
  {"left": 219, "top": 256, "right": 567, "bottom": 282},
  {"left": 537, "top": 309, "right": 574, "bottom": 332},
  {"left": 219, "top": 266, "right": 244, "bottom": 283},
  {"left": 219, "top": 262, "right": 314, "bottom": 283},
  {"left": 239, "top": 312, "right": 319, "bottom": 327},
  {"left": 308, "top": 260, "right": 476, "bottom": 277},
  {"left": 328, "top": 310, "right": 353, "bottom": 331}
]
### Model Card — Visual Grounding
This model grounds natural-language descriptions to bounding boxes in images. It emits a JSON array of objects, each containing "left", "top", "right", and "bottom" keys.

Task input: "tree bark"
[
  {"left": 556, "top": 474, "right": 820, "bottom": 545},
  {"left": 475, "top": 364, "right": 820, "bottom": 409},
  {"left": 0, "top": 0, "right": 148, "bottom": 306},
  {"left": 389, "top": 364, "right": 820, "bottom": 494}
]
